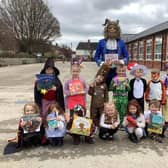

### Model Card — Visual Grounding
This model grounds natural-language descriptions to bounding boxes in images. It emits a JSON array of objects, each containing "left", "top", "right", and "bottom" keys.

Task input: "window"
[
  {"left": 146, "top": 39, "right": 152, "bottom": 60},
  {"left": 132, "top": 42, "right": 138, "bottom": 60},
  {"left": 139, "top": 41, "right": 144, "bottom": 60},
  {"left": 154, "top": 35, "right": 162, "bottom": 60}
]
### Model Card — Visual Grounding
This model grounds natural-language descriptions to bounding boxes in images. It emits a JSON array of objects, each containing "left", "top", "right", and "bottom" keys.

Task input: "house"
[
  {"left": 126, "top": 21, "right": 168, "bottom": 70},
  {"left": 76, "top": 40, "right": 97, "bottom": 60}
]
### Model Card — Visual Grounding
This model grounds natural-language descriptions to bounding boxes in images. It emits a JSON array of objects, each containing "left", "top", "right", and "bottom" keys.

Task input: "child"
[
  {"left": 128, "top": 64, "right": 147, "bottom": 111},
  {"left": 64, "top": 61, "right": 87, "bottom": 117},
  {"left": 88, "top": 73, "right": 109, "bottom": 129},
  {"left": 45, "top": 103, "right": 66, "bottom": 146},
  {"left": 123, "top": 99, "right": 146, "bottom": 143},
  {"left": 144, "top": 100, "right": 164, "bottom": 143},
  {"left": 34, "top": 57, "right": 65, "bottom": 120},
  {"left": 109, "top": 64, "right": 130, "bottom": 124},
  {"left": 162, "top": 63, "right": 168, "bottom": 124},
  {"left": 99, "top": 102, "right": 120, "bottom": 140},
  {"left": 17, "top": 103, "right": 43, "bottom": 148},
  {"left": 145, "top": 68, "right": 166, "bottom": 107},
  {"left": 67, "top": 104, "right": 94, "bottom": 145}
]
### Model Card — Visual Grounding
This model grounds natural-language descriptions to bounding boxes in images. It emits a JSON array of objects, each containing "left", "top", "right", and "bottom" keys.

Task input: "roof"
[
  {"left": 121, "top": 34, "right": 136, "bottom": 42},
  {"left": 76, "top": 42, "right": 97, "bottom": 50},
  {"left": 127, "top": 21, "right": 168, "bottom": 42}
]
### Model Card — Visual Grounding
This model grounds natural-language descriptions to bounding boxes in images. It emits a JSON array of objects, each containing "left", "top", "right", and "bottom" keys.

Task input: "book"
[
  {"left": 104, "top": 53, "right": 118, "bottom": 63},
  {"left": 69, "top": 79, "right": 85, "bottom": 95},
  {"left": 21, "top": 114, "right": 41, "bottom": 133},
  {"left": 147, "top": 114, "right": 164, "bottom": 134},
  {"left": 48, "top": 120, "right": 58, "bottom": 129},
  {"left": 70, "top": 116, "right": 93, "bottom": 136},
  {"left": 36, "top": 74, "right": 55, "bottom": 93}
]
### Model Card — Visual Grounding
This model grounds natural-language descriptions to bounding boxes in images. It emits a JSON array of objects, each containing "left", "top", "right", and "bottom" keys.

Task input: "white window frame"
[
  {"left": 146, "top": 39, "right": 152, "bottom": 60},
  {"left": 139, "top": 41, "right": 144, "bottom": 60},
  {"left": 154, "top": 35, "right": 162, "bottom": 61}
]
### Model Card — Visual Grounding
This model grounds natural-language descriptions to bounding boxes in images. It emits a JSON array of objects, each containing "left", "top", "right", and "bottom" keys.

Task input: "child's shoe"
[
  {"left": 85, "top": 137, "right": 95, "bottom": 144},
  {"left": 108, "top": 135, "right": 113, "bottom": 140},
  {"left": 73, "top": 135, "right": 80, "bottom": 145},
  {"left": 129, "top": 133, "right": 138, "bottom": 143}
]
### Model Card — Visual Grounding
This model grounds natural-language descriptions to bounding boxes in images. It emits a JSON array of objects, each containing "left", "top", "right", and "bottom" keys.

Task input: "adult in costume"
[{"left": 94, "top": 19, "right": 129, "bottom": 88}]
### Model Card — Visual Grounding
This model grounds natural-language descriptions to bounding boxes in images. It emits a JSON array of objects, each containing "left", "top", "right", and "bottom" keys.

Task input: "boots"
[{"left": 129, "top": 133, "right": 138, "bottom": 143}]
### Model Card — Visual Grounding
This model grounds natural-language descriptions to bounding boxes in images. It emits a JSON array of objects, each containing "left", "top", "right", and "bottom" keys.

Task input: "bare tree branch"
[{"left": 0, "top": 0, "right": 60, "bottom": 53}]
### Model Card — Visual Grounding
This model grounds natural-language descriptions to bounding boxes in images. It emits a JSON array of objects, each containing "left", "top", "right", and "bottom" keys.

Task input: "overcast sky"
[{"left": 48, "top": 0, "right": 168, "bottom": 50}]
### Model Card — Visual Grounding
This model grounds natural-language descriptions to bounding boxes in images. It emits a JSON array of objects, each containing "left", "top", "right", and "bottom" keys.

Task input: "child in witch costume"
[
  {"left": 109, "top": 64, "right": 130, "bottom": 125},
  {"left": 94, "top": 18, "right": 129, "bottom": 88},
  {"left": 123, "top": 99, "right": 146, "bottom": 143},
  {"left": 34, "top": 57, "right": 65, "bottom": 120},
  {"left": 128, "top": 64, "right": 147, "bottom": 111},
  {"left": 88, "top": 73, "right": 108, "bottom": 132}
]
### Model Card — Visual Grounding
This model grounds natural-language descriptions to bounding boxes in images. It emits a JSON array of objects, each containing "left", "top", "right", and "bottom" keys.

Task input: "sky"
[{"left": 48, "top": 0, "right": 168, "bottom": 50}]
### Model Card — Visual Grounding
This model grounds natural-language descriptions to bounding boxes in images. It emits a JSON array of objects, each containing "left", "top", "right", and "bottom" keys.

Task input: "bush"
[
  {"left": 16, "top": 52, "right": 34, "bottom": 58},
  {"left": 0, "top": 51, "right": 15, "bottom": 58}
]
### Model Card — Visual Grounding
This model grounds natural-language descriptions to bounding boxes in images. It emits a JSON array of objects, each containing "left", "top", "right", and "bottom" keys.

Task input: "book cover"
[{"left": 70, "top": 116, "right": 93, "bottom": 136}]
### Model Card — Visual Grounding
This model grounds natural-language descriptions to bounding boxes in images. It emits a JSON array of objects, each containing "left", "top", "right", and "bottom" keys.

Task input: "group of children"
[{"left": 14, "top": 57, "right": 168, "bottom": 149}]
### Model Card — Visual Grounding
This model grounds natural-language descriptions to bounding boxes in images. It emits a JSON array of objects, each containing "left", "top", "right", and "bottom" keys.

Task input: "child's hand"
[
  {"left": 146, "top": 119, "right": 149, "bottom": 124},
  {"left": 51, "top": 86, "right": 57, "bottom": 91},
  {"left": 113, "top": 122, "right": 118, "bottom": 128},
  {"left": 89, "top": 83, "right": 94, "bottom": 87},
  {"left": 36, "top": 117, "right": 42, "bottom": 122},
  {"left": 111, "top": 125, "right": 115, "bottom": 129},
  {"left": 20, "top": 121, "right": 26, "bottom": 127},
  {"left": 56, "top": 116, "right": 61, "bottom": 121}
]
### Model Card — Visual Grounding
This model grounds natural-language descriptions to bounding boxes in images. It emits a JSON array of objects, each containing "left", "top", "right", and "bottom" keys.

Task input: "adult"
[{"left": 94, "top": 18, "right": 129, "bottom": 88}]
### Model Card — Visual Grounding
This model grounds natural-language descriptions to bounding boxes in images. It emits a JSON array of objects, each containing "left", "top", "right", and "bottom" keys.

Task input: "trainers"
[
  {"left": 85, "top": 137, "right": 95, "bottom": 144},
  {"left": 108, "top": 135, "right": 113, "bottom": 140},
  {"left": 129, "top": 133, "right": 138, "bottom": 143}
]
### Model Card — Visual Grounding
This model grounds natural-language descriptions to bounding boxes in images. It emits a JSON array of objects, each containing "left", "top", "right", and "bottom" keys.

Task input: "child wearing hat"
[
  {"left": 128, "top": 64, "right": 147, "bottom": 111},
  {"left": 145, "top": 68, "right": 166, "bottom": 106}
]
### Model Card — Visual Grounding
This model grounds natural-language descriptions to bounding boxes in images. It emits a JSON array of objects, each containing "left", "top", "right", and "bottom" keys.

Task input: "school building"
[{"left": 126, "top": 21, "right": 168, "bottom": 70}]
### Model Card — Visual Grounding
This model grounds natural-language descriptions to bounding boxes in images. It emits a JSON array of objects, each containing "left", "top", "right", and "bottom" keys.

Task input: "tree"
[{"left": 0, "top": 0, "right": 60, "bottom": 53}]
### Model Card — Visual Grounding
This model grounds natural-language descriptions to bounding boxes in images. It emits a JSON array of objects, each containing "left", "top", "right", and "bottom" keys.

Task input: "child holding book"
[
  {"left": 45, "top": 103, "right": 66, "bottom": 146},
  {"left": 64, "top": 61, "right": 87, "bottom": 118},
  {"left": 67, "top": 104, "right": 94, "bottom": 145},
  {"left": 144, "top": 100, "right": 164, "bottom": 143},
  {"left": 109, "top": 64, "right": 130, "bottom": 124},
  {"left": 34, "top": 57, "right": 65, "bottom": 120},
  {"left": 17, "top": 103, "right": 43, "bottom": 148}
]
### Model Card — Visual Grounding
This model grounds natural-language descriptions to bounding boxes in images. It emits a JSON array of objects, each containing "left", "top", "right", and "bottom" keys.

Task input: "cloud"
[{"left": 48, "top": 0, "right": 168, "bottom": 49}]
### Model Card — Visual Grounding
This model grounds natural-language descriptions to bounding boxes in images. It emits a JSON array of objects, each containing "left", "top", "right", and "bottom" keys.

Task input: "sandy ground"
[{"left": 0, "top": 62, "right": 168, "bottom": 168}]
